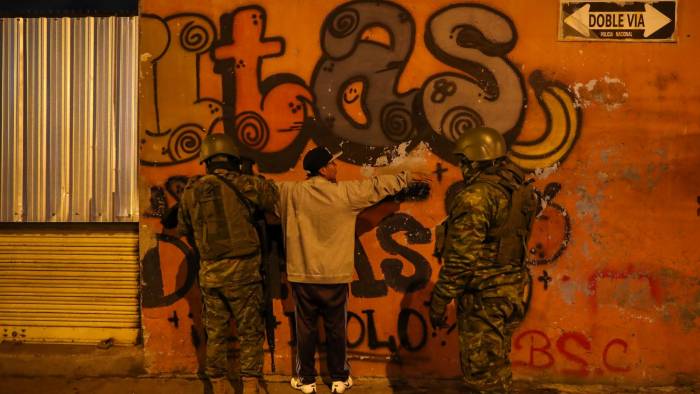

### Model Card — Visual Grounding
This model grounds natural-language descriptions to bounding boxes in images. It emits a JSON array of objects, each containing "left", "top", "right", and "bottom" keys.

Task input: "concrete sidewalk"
[
  {"left": 1, "top": 376, "right": 699, "bottom": 394},
  {"left": 0, "top": 343, "right": 697, "bottom": 394}
]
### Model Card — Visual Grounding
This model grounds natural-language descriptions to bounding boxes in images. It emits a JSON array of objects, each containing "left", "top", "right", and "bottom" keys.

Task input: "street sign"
[{"left": 559, "top": 1, "right": 677, "bottom": 42}]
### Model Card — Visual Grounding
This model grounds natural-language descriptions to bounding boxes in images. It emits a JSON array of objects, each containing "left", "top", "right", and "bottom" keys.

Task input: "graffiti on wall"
[
  {"left": 140, "top": 14, "right": 224, "bottom": 166},
  {"left": 214, "top": 6, "right": 316, "bottom": 172},
  {"left": 140, "top": 1, "right": 581, "bottom": 172},
  {"left": 139, "top": 0, "right": 586, "bottom": 373},
  {"left": 512, "top": 330, "right": 632, "bottom": 375}
]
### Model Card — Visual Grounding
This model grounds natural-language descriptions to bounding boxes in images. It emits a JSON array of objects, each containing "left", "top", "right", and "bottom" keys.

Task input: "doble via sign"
[{"left": 559, "top": 1, "right": 676, "bottom": 42}]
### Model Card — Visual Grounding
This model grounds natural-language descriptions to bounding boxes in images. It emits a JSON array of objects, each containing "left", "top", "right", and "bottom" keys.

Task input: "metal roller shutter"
[{"left": 0, "top": 224, "right": 139, "bottom": 345}]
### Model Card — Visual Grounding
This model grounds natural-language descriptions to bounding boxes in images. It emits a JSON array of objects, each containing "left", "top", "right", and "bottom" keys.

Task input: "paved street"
[{"left": 1, "top": 376, "right": 698, "bottom": 394}]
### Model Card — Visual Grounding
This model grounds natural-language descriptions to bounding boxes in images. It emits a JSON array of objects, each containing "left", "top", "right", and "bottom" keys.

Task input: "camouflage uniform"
[
  {"left": 178, "top": 168, "right": 279, "bottom": 379},
  {"left": 431, "top": 162, "right": 532, "bottom": 393}
]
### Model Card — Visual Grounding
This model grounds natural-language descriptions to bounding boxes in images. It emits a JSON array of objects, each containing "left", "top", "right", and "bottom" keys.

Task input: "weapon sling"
[{"left": 214, "top": 173, "right": 277, "bottom": 372}]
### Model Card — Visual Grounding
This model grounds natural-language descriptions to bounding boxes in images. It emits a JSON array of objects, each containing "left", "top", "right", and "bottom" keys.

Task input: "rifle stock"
[{"left": 259, "top": 219, "right": 283, "bottom": 373}]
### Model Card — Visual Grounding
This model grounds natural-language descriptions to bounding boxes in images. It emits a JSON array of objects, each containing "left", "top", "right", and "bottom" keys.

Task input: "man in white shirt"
[{"left": 276, "top": 146, "right": 430, "bottom": 393}]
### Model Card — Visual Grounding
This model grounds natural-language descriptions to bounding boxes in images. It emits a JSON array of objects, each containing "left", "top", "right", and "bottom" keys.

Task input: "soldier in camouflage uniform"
[
  {"left": 177, "top": 134, "right": 279, "bottom": 394},
  {"left": 430, "top": 127, "right": 538, "bottom": 393}
]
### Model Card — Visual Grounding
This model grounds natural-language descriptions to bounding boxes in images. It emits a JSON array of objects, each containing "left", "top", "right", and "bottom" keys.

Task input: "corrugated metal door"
[
  {"left": 0, "top": 16, "right": 140, "bottom": 345},
  {"left": 0, "top": 225, "right": 139, "bottom": 344},
  {"left": 0, "top": 17, "right": 139, "bottom": 222}
]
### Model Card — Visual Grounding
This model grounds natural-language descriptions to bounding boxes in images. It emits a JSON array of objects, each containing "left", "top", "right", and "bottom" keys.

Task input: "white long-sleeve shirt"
[{"left": 276, "top": 172, "right": 410, "bottom": 284}]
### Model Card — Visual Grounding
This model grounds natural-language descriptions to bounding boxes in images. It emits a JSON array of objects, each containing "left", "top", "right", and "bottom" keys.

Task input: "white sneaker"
[
  {"left": 290, "top": 377, "right": 317, "bottom": 394},
  {"left": 331, "top": 377, "right": 353, "bottom": 393}
]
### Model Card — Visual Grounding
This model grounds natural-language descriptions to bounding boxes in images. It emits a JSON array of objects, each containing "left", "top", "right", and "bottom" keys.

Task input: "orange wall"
[{"left": 138, "top": 0, "right": 700, "bottom": 384}]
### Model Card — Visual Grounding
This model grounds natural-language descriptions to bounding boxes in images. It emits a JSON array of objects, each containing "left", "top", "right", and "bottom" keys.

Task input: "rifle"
[
  {"left": 257, "top": 217, "right": 282, "bottom": 372},
  {"left": 161, "top": 203, "right": 180, "bottom": 229}
]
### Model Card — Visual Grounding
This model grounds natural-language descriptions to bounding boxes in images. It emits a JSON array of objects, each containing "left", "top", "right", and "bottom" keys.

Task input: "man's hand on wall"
[{"left": 409, "top": 171, "right": 432, "bottom": 184}]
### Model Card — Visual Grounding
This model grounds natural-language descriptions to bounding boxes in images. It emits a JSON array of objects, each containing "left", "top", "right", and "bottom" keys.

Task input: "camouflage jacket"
[
  {"left": 177, "top": 168, "right": 279, "bottom": 287},
  {"left": 432, "top": 163, "right": 529, "bottom": 310}
]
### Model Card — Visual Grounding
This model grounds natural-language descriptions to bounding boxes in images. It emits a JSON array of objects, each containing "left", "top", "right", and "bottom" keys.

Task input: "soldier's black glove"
[
  {"left": 428, "top": 295, "right": 449, "bottom": 330},
  {"left": 429, "top": 310, "right": 447, "bottom": 330}
]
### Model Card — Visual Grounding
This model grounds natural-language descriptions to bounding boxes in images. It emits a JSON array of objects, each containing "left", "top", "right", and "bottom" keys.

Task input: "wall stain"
[
  {"left": 657, "top": 269, "right": 700, "bottom": 331},
  {"left": 652, "top": 72, "right": 679, "bottom": 92},
  {"left": 622, "top": 167, "right": 641, "bottom": 183},
  {"left": 575, "top": 187, "right": 604, "bottom": 223},
  {"left": 573, "top": 76, "right": 628, "bottom": 111}
]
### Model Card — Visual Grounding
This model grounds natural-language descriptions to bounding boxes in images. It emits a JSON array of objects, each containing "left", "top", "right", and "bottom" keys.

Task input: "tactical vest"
[
  {"left": 190, "top": 173, "right": 260, "bottom": 260},
  {"left": 433, "top": 172, "right": 539, "bottom": 266},
  {"left": 482, "top": 177, "right": 538, "bottom": 267}
]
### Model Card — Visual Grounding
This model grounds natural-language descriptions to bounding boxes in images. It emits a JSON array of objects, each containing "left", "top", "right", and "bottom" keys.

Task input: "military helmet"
[
  {"left": 453, "top": 127, "right": 507, "bottom": 161},
  {"left": 199, "top": 133, "right": 240, "bottom": 163}
]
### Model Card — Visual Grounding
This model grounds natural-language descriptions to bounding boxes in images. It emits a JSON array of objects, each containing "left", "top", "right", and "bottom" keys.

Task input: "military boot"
[
  {"left": 242, "top": 376, "right": 262, "bottom": 394},
  {"left": 211, "top": 377, "right": 236, "bottom": 394}
]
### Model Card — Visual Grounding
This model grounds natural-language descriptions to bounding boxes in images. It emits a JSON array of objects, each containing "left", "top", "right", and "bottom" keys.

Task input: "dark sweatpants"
[{"left": 291, "top": 283, "right": 349, "bottom": 384}]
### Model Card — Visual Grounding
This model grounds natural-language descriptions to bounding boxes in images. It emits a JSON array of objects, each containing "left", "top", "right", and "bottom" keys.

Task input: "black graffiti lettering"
[
  {"left": 397, "top": 308, "right": 427, "bottom": 352},
  {"left": 140, "top": 14, "right": 220, "bottom": 167},
  {"left": 377, "top": 213, "right": 432, "bottom": 293},
  {"left": 528, "top": 182, "right": 572, "bottom": 266},
  {"left": 142, "top": 233, "right": 198, "bottom": 308},
  {"left": 420, "top": 4, "right": 526, "bottom": 165},
  {"left": 351, "top": 236, "right": 388, "bottom": 298},
  {"left": 362, "top": 309, "right": 397, "bottom": 353},
  {"left": 543, "top": 182, "right": 562, "bottom": 201},
  {"left": 310, "top": 0, "right": 424, "bottom": 164},
  {"left": 346, "top": 311, "right": 365, "bottom": 349},
  {"left": 141, "top": 246, "right": 165, "bottom": 305},
  {"left": 279, "top": 308, "right": 429, "bottom": 355},
  {"left": 167, "top": 310, "right": 180, "bottom": 328},
  {"left": 214, "top": 6, "right": 312, "bottom": 173},
  {"left": 433, "top": 162, "right": 448, "bottom": 182},
  {"left": 538, "top": 270, "right": 553, "bottom": 290}
]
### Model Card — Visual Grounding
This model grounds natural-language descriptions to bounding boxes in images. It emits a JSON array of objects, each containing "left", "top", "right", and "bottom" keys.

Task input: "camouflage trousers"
[
  {"left": 201, "top": 282, "right": 264, "bottom": 378},
  {"left": 457, "top": 285, "right": 526, "bottom": 393}
]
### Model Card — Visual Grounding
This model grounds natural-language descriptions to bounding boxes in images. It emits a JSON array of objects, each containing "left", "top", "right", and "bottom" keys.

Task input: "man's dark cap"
[{"left": 303, "top": 146, "right": 342, "bottom": 175}]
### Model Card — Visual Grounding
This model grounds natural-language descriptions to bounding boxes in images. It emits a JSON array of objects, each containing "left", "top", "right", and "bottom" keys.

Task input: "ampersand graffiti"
[{"left": 310, "top": 0, "right": 425, "bottom": 164}]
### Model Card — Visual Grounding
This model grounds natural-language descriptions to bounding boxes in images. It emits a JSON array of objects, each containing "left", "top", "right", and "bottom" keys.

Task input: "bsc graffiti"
[{"left": 512, "top": 330, "right": 632, "bottom": 375}]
